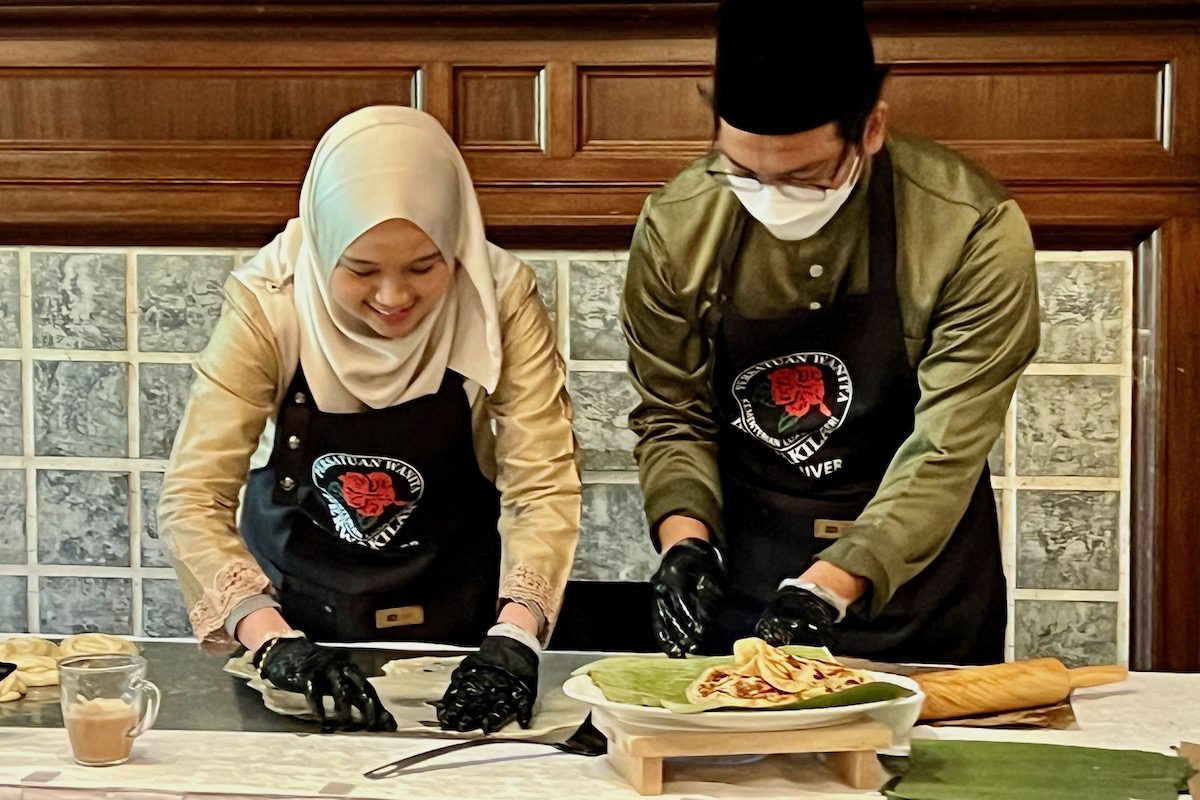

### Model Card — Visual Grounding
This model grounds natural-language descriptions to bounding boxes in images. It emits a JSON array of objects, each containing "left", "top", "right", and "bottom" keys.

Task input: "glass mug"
[{"left": 58, "top": 654, "right": 161, "bottom": 766}]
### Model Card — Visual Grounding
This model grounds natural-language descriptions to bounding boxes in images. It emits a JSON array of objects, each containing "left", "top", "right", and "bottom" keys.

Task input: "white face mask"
[{"left": 728, "top": 155, "right": 862, "bottom": 241}]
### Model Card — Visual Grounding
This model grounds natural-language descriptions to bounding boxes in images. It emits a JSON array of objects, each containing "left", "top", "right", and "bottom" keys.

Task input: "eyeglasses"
[{"left": 705, "top": 141, "right": 860, "bottom": 195}]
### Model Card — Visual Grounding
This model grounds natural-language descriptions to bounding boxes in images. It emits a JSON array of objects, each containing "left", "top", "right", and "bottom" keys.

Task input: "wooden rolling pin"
[{"left": 915, "top": 658, "right": 1128, "bottom": 721}]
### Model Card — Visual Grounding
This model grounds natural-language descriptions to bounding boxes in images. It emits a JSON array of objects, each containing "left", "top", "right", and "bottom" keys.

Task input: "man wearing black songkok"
[{"left": 624, "top": 0, "right": 1040, "bottom": 664}]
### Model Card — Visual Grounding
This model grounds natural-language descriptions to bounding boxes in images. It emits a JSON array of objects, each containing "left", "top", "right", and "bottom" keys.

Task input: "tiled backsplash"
[{"left": 0, "top": 247, "right": 1132, "bottom": 665}]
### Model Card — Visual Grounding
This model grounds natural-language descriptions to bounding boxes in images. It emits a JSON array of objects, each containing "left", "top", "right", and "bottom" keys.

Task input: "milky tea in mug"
[{"left": 59, "top": 654, "right": 160, "bottom": 766}]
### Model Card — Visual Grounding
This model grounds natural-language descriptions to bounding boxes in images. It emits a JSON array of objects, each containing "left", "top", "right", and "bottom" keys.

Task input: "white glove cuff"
[
  {"left": 777, "top": 578, "right": 851, "bottom": 624},
  {"left": 487, "top": 622, "right": 543, "bottom": 656}
]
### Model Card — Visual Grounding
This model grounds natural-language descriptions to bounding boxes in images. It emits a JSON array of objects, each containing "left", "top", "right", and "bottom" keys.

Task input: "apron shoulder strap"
[{"left": 867, "top": 146, "right": 898, "bottom": 298}]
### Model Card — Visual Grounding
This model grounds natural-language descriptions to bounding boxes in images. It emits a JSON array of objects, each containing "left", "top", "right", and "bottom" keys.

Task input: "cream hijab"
[{"left": 234, "top": 106, "right": 519, "bottom": 412}]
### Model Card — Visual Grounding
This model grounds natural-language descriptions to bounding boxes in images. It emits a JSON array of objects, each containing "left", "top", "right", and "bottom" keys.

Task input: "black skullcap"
[{"left": 713, "top": 0, "right": 878, "bottom": 135}]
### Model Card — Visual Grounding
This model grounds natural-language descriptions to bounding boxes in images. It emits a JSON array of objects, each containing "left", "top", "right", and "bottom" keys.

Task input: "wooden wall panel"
[
  {"left": 454, "top": 67, "right": 544, "bottom": 151},
  {"left": 0, "top": 68, "right": 418, "bottom": 142},
  {"left": 886, "top": 61, "right": 1167, "bottom": 143},
  {"left": 578, "top": 66, "right": 713, "bottom": 151}
]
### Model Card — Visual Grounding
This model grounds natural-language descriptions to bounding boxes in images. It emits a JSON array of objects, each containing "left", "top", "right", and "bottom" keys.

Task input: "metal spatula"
[{"left": 363, "top": 713, "right": 607, "bottom": 779}]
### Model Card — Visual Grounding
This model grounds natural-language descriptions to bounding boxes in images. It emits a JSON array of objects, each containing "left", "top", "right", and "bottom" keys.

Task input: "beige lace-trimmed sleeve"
[
  {"left": 487, "top": 264, "right": 582, "bottom": 641},
  {"left": 159, "top": 278, "right": 284, "bottom": 653}
]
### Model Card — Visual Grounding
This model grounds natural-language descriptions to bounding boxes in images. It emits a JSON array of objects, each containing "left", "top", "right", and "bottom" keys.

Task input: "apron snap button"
[
  {"left": 279, "top": 477, "right": 295, "bottom": 491},
  {"left": 293, "top": 392, "right": 307, "bottom": 404},
  {"left": 809, "top": 264, "right": 824, "bottom": 278},
  {"left": 287, "top": 435, "right": 301, "bottom": 450},
  {"left": 809, "top": 300, "right": 823, "bottom": 311}
]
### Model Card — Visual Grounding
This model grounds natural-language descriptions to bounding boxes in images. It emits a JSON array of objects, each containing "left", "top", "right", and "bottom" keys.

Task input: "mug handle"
[{"left": 129, "top": 679, "right": 161, "bottom": 738}]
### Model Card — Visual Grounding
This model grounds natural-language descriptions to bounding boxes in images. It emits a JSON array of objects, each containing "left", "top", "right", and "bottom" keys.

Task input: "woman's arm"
[
  {"left": 159, "top": 278, "right": 285, "bottom": 653},
  {"left": 486, "top": 264, "right": 582, "bottom": 643}
]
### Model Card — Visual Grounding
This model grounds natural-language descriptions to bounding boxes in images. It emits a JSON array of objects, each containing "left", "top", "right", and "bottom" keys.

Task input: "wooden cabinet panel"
[
  {"left": 454, "top": 67, "right": 544, "bottom": 151},
  {"left": 578, "top": 66, "right": 713, "bottom": 151},
  {"left": 0, "top": 68, "right": 417, "bottom": 142},
  {"left": 886, "top": 61, "right": 1167, "bottom": 143}
]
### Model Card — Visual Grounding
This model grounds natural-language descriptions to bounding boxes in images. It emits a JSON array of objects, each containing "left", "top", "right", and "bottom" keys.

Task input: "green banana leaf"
[{"left": 573, "top": 646, "right": 914, "bottom": 713}]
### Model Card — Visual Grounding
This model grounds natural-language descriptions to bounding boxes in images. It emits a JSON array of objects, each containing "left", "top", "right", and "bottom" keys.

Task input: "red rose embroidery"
[
  {"left": 769, "top": 365, "right": 831, "bottom": 419},
  {"left": 338, "top": 471, "right": 409, "bottom": 518}
]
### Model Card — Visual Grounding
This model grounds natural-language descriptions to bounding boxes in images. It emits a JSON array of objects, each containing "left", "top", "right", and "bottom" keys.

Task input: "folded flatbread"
[{"left": 685, "top": 637, "right": 873, "bottom": 709}]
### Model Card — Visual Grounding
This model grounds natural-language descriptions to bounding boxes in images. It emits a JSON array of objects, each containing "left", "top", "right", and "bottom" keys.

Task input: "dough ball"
[
  {"left": 7, "top": 654, "right": 59, "bottom": 687},
  {"left": 59, "top": 633, "right": 139, "bottom": 659},
  {"left": 0, "top": 637, "right": 60, "bottom": 660}
]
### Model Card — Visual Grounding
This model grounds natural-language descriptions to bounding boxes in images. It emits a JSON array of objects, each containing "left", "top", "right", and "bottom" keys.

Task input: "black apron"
[
  {"left": 240, "top": 367, "right": 501, "bottom": 645},
  {"left": 710, "top": 148, "right": 1007, "bottom": 665}
]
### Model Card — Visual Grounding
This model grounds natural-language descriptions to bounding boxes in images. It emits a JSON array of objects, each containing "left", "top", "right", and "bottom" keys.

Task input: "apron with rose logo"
[
  {"left": 240, "top": 367, "right": 500, "bottom": 644},
  {"left": 709, "top": 148, "right": 1007, "bottom": 664}
]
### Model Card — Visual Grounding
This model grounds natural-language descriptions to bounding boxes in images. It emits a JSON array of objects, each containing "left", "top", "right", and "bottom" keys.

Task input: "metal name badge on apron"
[
  {"left": 710, "top": 148, "right": 1007, "bottom": 665},
  {"left": 241, "top": 368, "right": 500, "bottom": 645}
]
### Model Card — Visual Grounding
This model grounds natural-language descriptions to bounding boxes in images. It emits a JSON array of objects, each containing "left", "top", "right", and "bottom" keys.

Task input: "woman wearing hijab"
[{"left": 159, "top": 106, "right": 581, "bottom": 734}]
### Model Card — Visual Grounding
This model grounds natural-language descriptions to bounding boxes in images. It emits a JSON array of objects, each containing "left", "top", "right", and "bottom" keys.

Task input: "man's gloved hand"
[
  {"left": 754, "top": 585, "right": 837, "bottom": 649},
  {"left": 435, "top": 635, "right": 539, "bottom": 734},
  {"left": 651, "top": 538, "right": 726, "bottom": 658},
  {"left": 254, "top": 634, "right": 396, "bottom": 733}
]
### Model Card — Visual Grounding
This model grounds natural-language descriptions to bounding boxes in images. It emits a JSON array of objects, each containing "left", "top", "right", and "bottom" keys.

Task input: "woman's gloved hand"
[
  {"left": 754, "top": 585, "right": 837, "bottom": 649},
  {"left": 435, "top": 634, "right": 538, "bottom": 734},
  {"left": 650, "top": 538, "right": 726, "bottom": 658},
  {"left": 253, "top": 634, "right": 396, "bottom": 733}
]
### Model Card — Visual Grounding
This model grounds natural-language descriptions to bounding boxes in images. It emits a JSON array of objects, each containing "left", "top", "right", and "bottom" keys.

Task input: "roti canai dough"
[
  {"left": 0, "top": 667, "right": 26, "bottom": 702},
  {"left": 685, "top": 637, "right": 873, "bottom": 708},
  {"left": 59, "top": 633, "right": 139, "bottom": 658},
  {"left": 0, "top": 637, "right": 60, "bottom": 660},
  {"left": 5, "top": 653, "right": 59, "bottom": 687}
]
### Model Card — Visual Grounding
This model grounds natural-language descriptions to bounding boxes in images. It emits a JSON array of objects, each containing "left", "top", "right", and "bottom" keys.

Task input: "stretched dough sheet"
[{"left": 223, "top": 652, "right": 590, "bottom": 739}]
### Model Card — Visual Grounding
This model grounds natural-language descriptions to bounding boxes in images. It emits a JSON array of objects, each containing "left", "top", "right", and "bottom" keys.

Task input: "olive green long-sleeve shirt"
[{"left": 620, "top": 132, "right": 1039, "bottom": 616}]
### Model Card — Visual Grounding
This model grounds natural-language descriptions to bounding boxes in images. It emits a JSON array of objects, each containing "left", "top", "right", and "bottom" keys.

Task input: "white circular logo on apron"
[
  {"left": 731, "top": 352, "right": 853, "bottom": 466},
  {"left": 311, "top": 453, "right": 424, "bottom": 550}
]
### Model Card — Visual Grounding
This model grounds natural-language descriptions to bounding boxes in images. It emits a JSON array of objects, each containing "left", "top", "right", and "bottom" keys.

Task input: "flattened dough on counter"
[
  {"left": 59, "top": 633, "right": 140, "bottom": 658},
  {"left": 0, "top": 668, "right": 26, "bottom": 702}
]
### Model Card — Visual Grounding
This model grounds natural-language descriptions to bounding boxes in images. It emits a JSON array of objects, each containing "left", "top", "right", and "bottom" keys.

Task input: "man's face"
[{"left": 714, "top": 101, "right": 889, "bottom": 189}]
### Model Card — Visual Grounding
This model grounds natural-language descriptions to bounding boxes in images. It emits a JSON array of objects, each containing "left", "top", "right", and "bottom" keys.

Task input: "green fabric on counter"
[{"left": 885, "top": 740, "right": 1195, "bottom": 800}]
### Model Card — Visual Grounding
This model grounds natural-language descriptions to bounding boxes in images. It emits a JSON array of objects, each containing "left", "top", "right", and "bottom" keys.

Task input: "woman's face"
[{"left": 330, "top": 218, "right": 452, "bottom": 338}]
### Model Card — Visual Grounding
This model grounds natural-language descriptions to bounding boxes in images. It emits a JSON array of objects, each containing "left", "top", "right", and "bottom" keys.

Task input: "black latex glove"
[
  {"left": 650, "top": 537, "right": 726, "bottom": 658},
  {"left": 253, "top": 635, "right": 396, "bottom": 733},
  {"left": 754, "top": 586, "right": 837, "bottom": 649},
  {"left": 434, "top": 635, "right": 539, "bottom": 734}
]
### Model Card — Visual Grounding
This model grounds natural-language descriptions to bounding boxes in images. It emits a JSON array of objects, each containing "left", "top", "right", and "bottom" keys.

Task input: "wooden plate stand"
[{"left": 591, "top": 712, "right": 893, "bottom": 796}]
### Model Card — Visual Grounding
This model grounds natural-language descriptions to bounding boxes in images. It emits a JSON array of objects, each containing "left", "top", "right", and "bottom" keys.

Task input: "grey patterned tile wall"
[
  {"left": 31, "top": 252, "right": 126, "bottom": 350},
  {"left": 34, "top": 360, "right": 128, "bottom": 457},
  {"left": 1015, "top": 375, "right": 1121, "bottom": 478},
  {"left": 0, "top": 470, "right": 25, "bottom": 564},
  {"left": 527, "top": 260, "right": 558, "bottom": 324},
  {"left": 569, "top": 260, "right": 627, "bottom": 360},
  {"left": 1017, "top": 491, "right": 1119, "bottom": 591},
  {"left": 0, "top": 250, "right": 18, "bottom": 347},
  {"left": 0, "top": 247, "right": 1134, "bottom": 657},
  {"left": 573, "top": 484, "right": 657, "bottom": 582},
  {"left": 139, "top": 363, "right": 194, "bottom": 459},
  {"left": 567, "top": 371, "right": 640, "bottom": 470},
  {"left": 1014, "top": 600, "right": 1118, "bottom": 666},
  {"left": 1035, "top": 259, "right": 1123, "bottom": 364},
  {"left": 137, "top": 254, "right": 233, "bottom": 352},
  {"left": 140, "top": 472, "right": 171, "bottom": 568},
  {"left": 0, "top": 577, "right": 28, "bottom": 632},
  {"left": 39, "top": 576, "right": 133, "bottom": 635},
  {"left": 0, "top": 360, "right": 22, "bottom": 455},
  {"left": 36, "top": 470, "right": 130, "bottom": 567},
  {"left": 142, "top": 578, "right": 192, "bottom": 637}
]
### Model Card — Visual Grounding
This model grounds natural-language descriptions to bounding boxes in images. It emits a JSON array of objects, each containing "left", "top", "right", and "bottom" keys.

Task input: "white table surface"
[{"left": 1, "top": 648, "right": 1196, "bottom": 800}]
